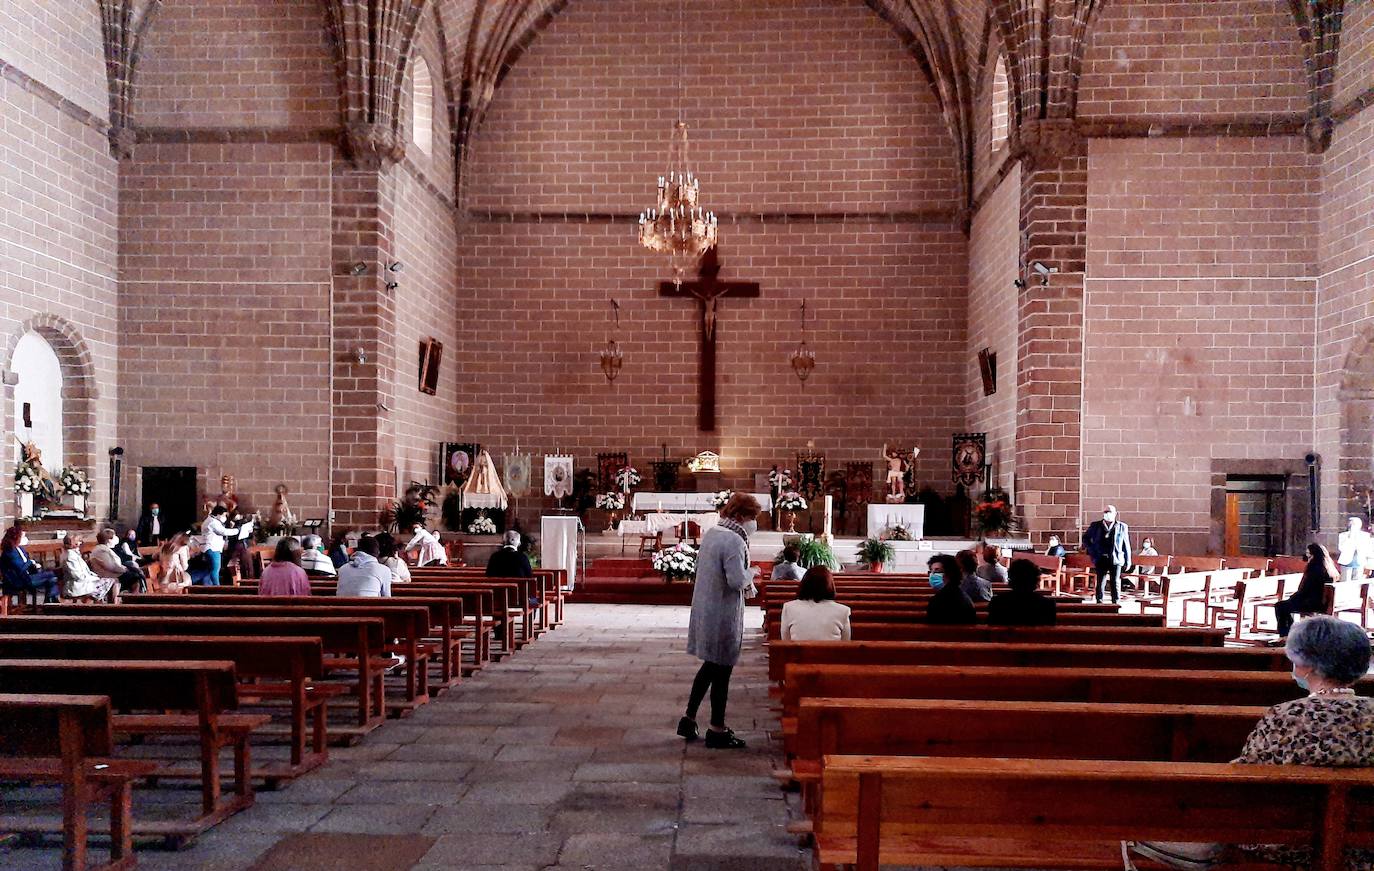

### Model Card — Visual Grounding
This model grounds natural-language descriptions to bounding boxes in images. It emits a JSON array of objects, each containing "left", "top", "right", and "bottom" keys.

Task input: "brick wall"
[
  {"left": 137, "top": 0, "right": 336, "bottom": 130},
  {"left": 0, "top": 0, "right": 108, "bottom": 120},
  {"left": 0, "top": 49, "right": 118, "bottom": 529},
  {"left": 117, "top": 142, "right": 335, "bottom": 521},
  {"left": 1335, "top": 0, "right": 1373, "bottom": 111},
  {"left": 1077, "top": 0, "right": 1307, "bottom": 121},
  {"left": 967, "top": 164, "right": 1021, "bottom": 497},
  {"left": 455, "top": 0, "right": 967, "bottom": 495},
  {"left": 1083, "top": 137, "right": 1320, "bottom": 553}
]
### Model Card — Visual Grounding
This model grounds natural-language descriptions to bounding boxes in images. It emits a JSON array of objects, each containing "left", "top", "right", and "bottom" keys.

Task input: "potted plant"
[
  {"left": 651, "top": 542, "right": 697, "bottom": 584},
  {"left": 781, "top": 535, "right": 840, "bottom": 570},
  {"left": 775, "top": 491, "right": 808, "bottom": 532},
  {"left": 974, "top": 491, "right": 1014, "bottom": 536},
  {"left": 595, "top": 491, "right": 626, "bottom": 531},
  {"left": 857, "top": 537, "right": 896, "bottom": 573}
]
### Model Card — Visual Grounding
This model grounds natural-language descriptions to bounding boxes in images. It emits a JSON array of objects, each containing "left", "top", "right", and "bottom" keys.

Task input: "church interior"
[{"left": 2, "top": 0, "right": 1374, "bottom": 869}]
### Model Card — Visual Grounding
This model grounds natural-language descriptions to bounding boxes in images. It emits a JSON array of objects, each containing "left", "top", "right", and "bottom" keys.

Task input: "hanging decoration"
[
  {"left": 790, "top": 299, "right": 816, "bottom": 382},
  {"left": 600, "top": 298, "right": 623, "bottom": 384}
]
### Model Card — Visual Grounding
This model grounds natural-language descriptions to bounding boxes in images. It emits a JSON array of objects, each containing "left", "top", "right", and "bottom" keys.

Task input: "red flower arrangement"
[{"left": 974, "top": 499, "right": 1013, "bottom": 534}]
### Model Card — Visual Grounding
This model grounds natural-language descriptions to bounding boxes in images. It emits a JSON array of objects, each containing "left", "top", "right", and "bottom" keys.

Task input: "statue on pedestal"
[{"left": 882, "top": 444, "right": 916, "bottom": 502}]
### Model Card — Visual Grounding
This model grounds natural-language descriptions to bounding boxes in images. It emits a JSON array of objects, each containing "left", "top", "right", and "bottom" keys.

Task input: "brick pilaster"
[
  {"left": 1015, "top": 119, "right": 1087, "bottom": 545},
  {"left": 330, "top": 162, "right": 398, "bottom": 531}
]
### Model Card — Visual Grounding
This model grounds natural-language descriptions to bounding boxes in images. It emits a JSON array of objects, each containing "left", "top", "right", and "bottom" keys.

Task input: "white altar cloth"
[
  {"left": 617, "top": 512, "right": 719, "bottom": 537},
  {"left": 631, "top": 492, "right": 773, "bottom": 513},
  {"left": 865, "top": 504, "right": 925, "bottom": 539},
  {"left": 540, "top": 515, "right": 580, "bottom": 589}
]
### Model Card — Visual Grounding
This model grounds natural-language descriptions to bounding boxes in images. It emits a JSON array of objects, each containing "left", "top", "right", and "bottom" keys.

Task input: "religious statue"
[
  {"left": 267, "top": 484, "right": 296, "bottom": 532},
  {"left": 15, "top": 439, "right": 58, "bottom": 503},
  {"left": 882, "top": 444, "right": 918, "bottom": 502},
  {"left": 217, "top": 474, "right": 239, "bottom": 513}
]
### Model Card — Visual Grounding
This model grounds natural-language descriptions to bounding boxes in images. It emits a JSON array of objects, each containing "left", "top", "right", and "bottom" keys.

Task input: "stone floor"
[{"left": 2, "top": 604, "right": 808, "bottom": 871}]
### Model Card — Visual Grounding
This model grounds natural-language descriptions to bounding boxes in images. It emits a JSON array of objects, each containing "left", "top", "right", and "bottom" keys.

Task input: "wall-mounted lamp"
[
  {"left": 350, "top": 262, "right": 368, "bottom": 276},
  {"left": 388, "top": 262, "right": 404, "bottom": 273}
]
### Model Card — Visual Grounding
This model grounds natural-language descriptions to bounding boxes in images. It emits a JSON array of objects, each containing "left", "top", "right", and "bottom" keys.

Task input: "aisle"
[{"left": 15, "top": 604, "right": 805, "bottom": 871}]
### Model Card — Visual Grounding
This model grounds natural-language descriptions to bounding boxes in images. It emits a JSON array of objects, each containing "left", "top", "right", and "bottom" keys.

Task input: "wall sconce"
[
  {"left": 349, "top": 262, "right": 368, "bottom": 276},
  {"left": 599, "top": 298, "right": 623, "bottom": 384},
  {"left": 350, "top": 347, "right": 367, "bottom": 365},
  {"left": 789, "top": 299, "right": 815, "bottom": 382},
  {"left": 388, "top": 261, "right": 404, "bottom": 273}
]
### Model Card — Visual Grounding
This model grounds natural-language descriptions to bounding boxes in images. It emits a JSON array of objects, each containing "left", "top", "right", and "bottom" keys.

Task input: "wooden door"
[{"left": 1224, "top": 493, "right": 1241, "bottom": 556}]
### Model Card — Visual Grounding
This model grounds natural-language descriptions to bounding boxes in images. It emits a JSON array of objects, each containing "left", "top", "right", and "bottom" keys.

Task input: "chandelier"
[
  {"left": 638, "top": 121, "right": 717, "bottom": 286},
  {"left": 790, "top": 300, "right": 815, "bottom": 382},
  {"left": 599, "top": 298, "right": 623, "bottom": 384}
]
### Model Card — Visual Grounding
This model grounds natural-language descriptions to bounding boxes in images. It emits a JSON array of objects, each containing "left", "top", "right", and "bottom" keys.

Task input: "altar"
[
  {"left": 866, "top": 504, "right": 924, "bottom": 538},
  {"left": 630, "top": 492, "right": 773, "bottom": 513},
  {"left": 616, "top": 512, "right": 719, "bottom": 538}
]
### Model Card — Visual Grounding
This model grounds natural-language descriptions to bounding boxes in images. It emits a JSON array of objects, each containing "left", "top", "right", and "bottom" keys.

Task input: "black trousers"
[
  {"left": 685, "top": 661, "right": 734, "bottom": 729},
  {"left": 1274, "top": 596, "right": 1320, "bottom": 637},
  {"left": 1095, "top": 561, "right": 1122, "bottom": 604}
]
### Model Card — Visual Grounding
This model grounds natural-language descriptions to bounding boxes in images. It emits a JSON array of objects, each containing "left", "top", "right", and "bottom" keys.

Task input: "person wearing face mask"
[
  {"left": 136, "top": 502, "right": 165, "bottom": 547},
  {"left": 1123, "top": 615, "right": 1374, "bottom": 871},
  {"left": 1082, "top": 504, "right": 1131, "bottom": 605},
  {"left": 680, "top": 492, "right": 762, "bottom": 750},
  {"left": 1337, "top": 516, "right": 1372, "bottom": 583},
  {"left": 924, "top": 554, "right": 976, "bottom": 624},
  {"left": 1044, "top": 535, "right": 1066, "bottom": 558},
  {"left": 0, "top": 524, "right": 60, "bottom": 602}
]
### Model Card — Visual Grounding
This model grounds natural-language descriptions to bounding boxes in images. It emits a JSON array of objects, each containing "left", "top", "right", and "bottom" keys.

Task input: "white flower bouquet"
[
  {"left": 467, "top": 515, "right": 497, "bottom": 535},
  {"left": 767, "top": 467, "right": 793, "bottom": 491},
  {"left": 651, "top": 542, "right": 697, "bottom": 582},
  {"left": 709, "top": 490, "right": 734, "bottom": 510},
  {"left": 776, "top": 490, "right": 808, "bottom": 511},
  {"left": 596, "top": 491, "right": 625, "bottom": 511},
  {"left": 58, "top": 467, "right": 92, "bottom": 496},
  {"left": 14, "top": 464, "right": 39, "bottom": 494},
  {"left": 614, "top": 465, "right": 642, "bottom": 491}
]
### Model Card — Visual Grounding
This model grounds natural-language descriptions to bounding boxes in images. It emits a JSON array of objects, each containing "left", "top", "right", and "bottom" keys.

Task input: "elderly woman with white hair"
[{"left": 1126, "top": 615, "right": 1374, "bottom": 870}]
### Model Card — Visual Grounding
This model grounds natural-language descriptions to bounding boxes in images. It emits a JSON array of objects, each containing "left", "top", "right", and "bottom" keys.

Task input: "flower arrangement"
[
  {"left": 884, "top": 522, "right": 914, "bottom": 542},
  {"left": 709, "top": 490, "right": 734, "bottom": 510},
  {"left": 14, "top": 464, "right": 40, "bottom": 494},
  {"left": 595, "top": 491, "right": 625, "bottom": 511},
  {"left": 467, "top": 514, "right": 498, "bottom": 535},
  {"left": 974, "top": 498, "right": 1013, "bottom": 534},
  {"left": 652, "top": 542, "right": 697, "bottom": 582},
  {"left": 57, "top": 467, "right": 92, "bottom": 496},
  {"left": 614, "top": 465, "right": 642, "bottom": 491},
  {"left": 767, "top": 467, "right": 793, "bottom": 492},
  {"left": 775, "top": 491, "right": 808, "bottom": 512},
  {"left": 857, "top": 537, "right": 896, "bottom": 570}
]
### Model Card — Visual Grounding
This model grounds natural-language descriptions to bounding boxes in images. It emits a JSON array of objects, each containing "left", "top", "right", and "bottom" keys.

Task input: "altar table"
[
  {"left": 631, "top": 492, "right": 773, "bottom": 513},
  {"left": 866, "top": 504, "right": 925, "bottom": 539}
]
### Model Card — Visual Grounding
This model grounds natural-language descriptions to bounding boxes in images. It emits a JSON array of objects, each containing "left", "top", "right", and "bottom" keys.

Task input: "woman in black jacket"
[
  {"left": 1273, "top": 543, "right": 1338, "bottom": 638},
  {"left": 924, "top": 554, "right": 976, "bottom": 624}
]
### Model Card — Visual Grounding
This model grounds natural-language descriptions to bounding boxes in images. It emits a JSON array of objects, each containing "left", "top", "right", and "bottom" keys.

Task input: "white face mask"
[
  {"left": 18, "top": 534, "right": 28, "bottom": 547},
  {"left": 742, "top": 520, "right": 758, "bottom": 536},
  {"left": 1103, "top": 513, "right": 1115, "bottom": 524}
]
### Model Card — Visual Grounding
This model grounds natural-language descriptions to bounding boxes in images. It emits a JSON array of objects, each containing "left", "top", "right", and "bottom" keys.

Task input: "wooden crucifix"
[{"left": 659, "top": 247, "right": 760, "bottom": 432}]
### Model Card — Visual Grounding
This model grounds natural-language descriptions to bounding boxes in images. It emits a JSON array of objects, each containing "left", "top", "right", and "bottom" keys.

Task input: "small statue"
[
  {"left": 267, "top": 484, "right": 296, "bottom": 531},
  {"left": 217, "top": 474, "right": 239, "bottom": 513},
  {"left": 882, "top": 444, "right": 906, "bottom": 501},
  {"left": 16, "top": 439, "right": 58, "bottom": 502}
]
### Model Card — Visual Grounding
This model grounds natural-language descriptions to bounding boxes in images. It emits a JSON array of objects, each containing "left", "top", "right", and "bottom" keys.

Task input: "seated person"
[
  {"left": 114, "top": 528, "right": 151, "bottom": 575},
  {"left": 1, "top": 524, "right": 60, "bottom": 601},
  {"left": 770, "top": 545, "right": 804, "bottom": 581},
  {"left": 1045, "top": 534, "right": 1066, "bottom": 558},
  {"left": 925, "top": 554, "right": 976, "bottom": 625},
  {"left": 328, "top": 532, "right": 351, "bottom": 569},
  {"left": 987, "top": 558, "right": 1057, "bottom": 626},
  {"left": 336, "top": 534, "right": 392, "bottom": 597},
  {"left": 1125, "top": 615, "right": 1374, "bottom": 871},
  {"left": 962, "top": 545, "right": 1002, "bottom": 602},
  {"left": 62, "top": 534, "right": 117, "bottom": 602},
  {"left": 406, "top": 523, "right": 447, "bottom": 567},
  {"left": 954, "top": 548, "right": 978, "bottom": 581},
  {"left": 487, "top": 530, "right": 532, "bottom": 579},
  {"left": 780, "top": 565, "right": 851, "bottom": 641},
  {"left": 89, "top": 528, "right": 145, "bottom": 594},
  {"left": 155, "top": 533, "right": 193, "bottom": 594},
  {"left": 376, "top": 532, "right": 411, "bottom": 583},
  {"left": 259, "top": 537, "right": 312, "bottom": 597},
  {"left": 300, "top": 534, "right": 338, "bottom": 577}
]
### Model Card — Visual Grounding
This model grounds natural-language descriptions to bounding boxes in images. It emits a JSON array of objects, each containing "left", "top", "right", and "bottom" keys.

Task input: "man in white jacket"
[
  {"left": 1337, "top": 516, "right": 1372, "bottom": 582},
  {"left": 337, "top": 534, "right": 392, "bottom": 598},
  {"left": 198, "top": 505, "right": 236, "bottom": 586}
]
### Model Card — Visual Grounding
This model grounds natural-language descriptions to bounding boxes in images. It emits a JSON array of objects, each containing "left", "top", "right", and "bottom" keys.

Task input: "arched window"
[
  {"left": 990, "top": 54, "right": 1009, "bottom": 155},
  {"left": 11, "top": 332, "right": 64, "bottom": 470},
  {"left": 412, "top": 56, "right": 434, "bottom": 157}
]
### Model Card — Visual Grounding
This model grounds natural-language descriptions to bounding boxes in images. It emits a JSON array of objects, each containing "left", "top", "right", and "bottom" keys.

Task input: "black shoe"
[
  {"left": 676, "top": 717, "right": 699, "bottom": 741},
  {"left": 704, "top": 728, "right": 746, "bottom": 750}
]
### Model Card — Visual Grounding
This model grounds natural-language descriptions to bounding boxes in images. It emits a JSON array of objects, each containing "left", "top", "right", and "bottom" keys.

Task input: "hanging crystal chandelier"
[
  {"left": 790, "top": 300, "right": 816, "bottom": 382},
  {"left": 638, "top": 121, "right": 717, "bottom": 286}
]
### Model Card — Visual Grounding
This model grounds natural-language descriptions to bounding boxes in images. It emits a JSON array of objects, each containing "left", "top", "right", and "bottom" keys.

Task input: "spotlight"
[
  {"left": 1012, "top": 278, "right": 1027, "bottom": 290},
  {"left": 385, "top": 280, "right": 399, "bottom": 291},
  {"left": 351, "top": 347, "right": 367, "bottom": 365},
  {"left": 350, "top": 262, "right": 368, "bottom": 276},
  {"left": 1030, "top": 261, "right": 1058, "bottom": 286},
  {"left": 388, "top": 262, "right": 404, "bottom": 273}
]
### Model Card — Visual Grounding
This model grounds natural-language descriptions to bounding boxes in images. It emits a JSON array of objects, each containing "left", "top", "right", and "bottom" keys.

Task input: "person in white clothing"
[
  {"left": 376, "top": 533, "right": 411, "bottom": 583},
  {"left": 780, "top": 566, "right": 852, "bottom": 642},
  {"left": 405, "top": 523, "right": 447, "bottom": 567},
  {"left": 198, "top": 505, "right": 236, "bottom": 586},
  {"left": 337, "top": 534, "right": 393, "bottom": 597},
  {"left": 1337, "top": 516, "right": 1372, "bottom": 582},
  {"left": 61, "top": 535, "right": 117, "bottom": 602},
  {"left": 299, "top": 535, "right": 337, "bottom": 577},
  {"left": 770, "top": 545, "right": 805, "bottom": 581}
]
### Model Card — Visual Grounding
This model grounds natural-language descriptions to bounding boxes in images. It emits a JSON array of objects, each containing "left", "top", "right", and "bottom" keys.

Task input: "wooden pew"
[
  {"left": 0, "top": 615, "right": 388, "bottom": 738},
  {"left": 0, "top": 633, "right": 329, "bottom": 776},
  {"left": 65, "top": 602, "right": 434, "bottom": 714},
  {"left": 1204, "top": 573, "right": 1301, "bottom": 641},
  {"left": 0, "top": 659, "right": 265, "bottom": 844},
  {"left": 1134, "top": 568, "right": 1250, "bottom": 624},
  {"left": 0, "top": 693, "right": 159, "bottom": 871},
  {"left": 814, "top": 755, "right": 1374, "bottom": 871},
  {"left": 410, "top": 570, "right": 541, "bottom": 650},
  {"left": 766, "top": 639, "right": 1292, "bottom": 683},
  {"left": 766, "top": 608, "right": 1165, "bottom": 640},
  {"left": 846, "top": 623, "right": 1225, "bottom": 645}
]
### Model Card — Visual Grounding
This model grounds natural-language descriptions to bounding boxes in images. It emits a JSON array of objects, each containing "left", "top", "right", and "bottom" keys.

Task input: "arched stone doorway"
[
  {"left": 0, "top": 315, "right": 100, "bottom": 523},
  {"left": 1338, "top": 327, "right": 1374, "bottom": 521}
]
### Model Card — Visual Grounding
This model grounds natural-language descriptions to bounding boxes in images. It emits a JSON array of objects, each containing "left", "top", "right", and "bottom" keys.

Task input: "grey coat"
[{"left": 687, "top": 525, "right": 752, "bottom": 666}]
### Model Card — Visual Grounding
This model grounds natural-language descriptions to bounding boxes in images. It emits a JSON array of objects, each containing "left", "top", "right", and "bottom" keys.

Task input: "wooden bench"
[
  {"left": 0, "top": 634, "right": 329, "bottom": 776},
  {"left": 0, "top": 659, "right": 265, "bottom": 844},
  {"left": 0, "top": 615, "right": 388, "bottom": 738},
  {"left": 766, "top": 639, "right": 1293, "bottom": 683},
  {"left": 1204, "top": 573, "right": 1302, "bottom": 640},
  {"left": 846, "top": 624, "right": 1225, "bottom": 645},
  {"left": 814, "top": 755, "right": 1374, "bottom": 871},
  {"left": 1134, "top": 569, "right": 1250, "bottom": 623},
  {"left": 0, "top": 693, "right": 158, "bottom": 871}
]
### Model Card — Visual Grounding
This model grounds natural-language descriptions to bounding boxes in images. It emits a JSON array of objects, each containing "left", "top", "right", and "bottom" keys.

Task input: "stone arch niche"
[
  {"left": 1338, "top": 327, "right": 1374, "bottom": 518},
  {"left": 0, "top": 315, "right": 100, "bottom": 523}
]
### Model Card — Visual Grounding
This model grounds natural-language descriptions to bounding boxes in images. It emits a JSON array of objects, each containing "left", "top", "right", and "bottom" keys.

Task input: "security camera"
[
  {"left": 350, "top": 262, "right": 368, "bottom": 276},
  {"left": 388, "top": 262, "right": 404, "bottom": 273},
  {"left": 385, "top": 280, "right": 399, "bottom": 291},
  {"left": 1013, "top": 278, "right": 1027, "bottom": 290},
  {"left": 1030, "top": 261, "right": 1058, "bottom": 286}
]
